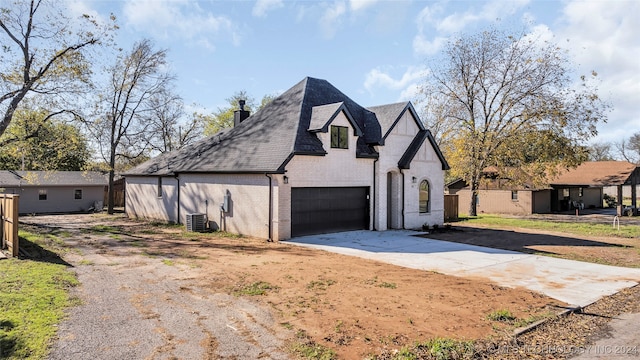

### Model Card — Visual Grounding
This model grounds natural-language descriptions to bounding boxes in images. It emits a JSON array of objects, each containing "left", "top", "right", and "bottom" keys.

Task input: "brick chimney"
[{"left": 233, "top": 100, "right": 250, "bottom": 126}]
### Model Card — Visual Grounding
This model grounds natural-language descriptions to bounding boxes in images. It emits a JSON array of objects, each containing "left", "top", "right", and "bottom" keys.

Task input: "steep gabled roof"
[
  {"left": 367, "top": 102, "right": 425, "bottom": 144},
  {"left": 370, "top": 101, "right": 449, "bottom": 170},
  {"left": 398, "top": 130, "right": 450, "bottom": 170},
  {"left": 126, "top": 77, "right": 383, "bottom": 176},
  {"left": 0, "top": 171, "right": 108, "bottom": 187},
  {"left": 550, "top": 161, "right": 639, "bottom": 186},
  {"left": 308, "top": 102, "right": 363, "bottom": 136},
  {"left": 125, "top": 77, "right": 453, "bottom": 176}
]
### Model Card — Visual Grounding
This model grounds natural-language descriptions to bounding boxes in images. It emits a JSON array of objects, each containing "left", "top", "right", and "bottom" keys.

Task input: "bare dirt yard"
[{"left": 18, "top": 214, "right": 640, "bottom": 359}]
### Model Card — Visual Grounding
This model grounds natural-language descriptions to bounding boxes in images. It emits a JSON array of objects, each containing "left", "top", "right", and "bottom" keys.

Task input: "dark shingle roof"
[
  {"left": 125, "top": 77, "right": 447, "bottom": 176},
  {"left": 397, "top": 130, "right": 450, "bottom": 171},
  {"left": 126, "top": 77, "right": 383, "bottom": 176},
  {"left": 0, "top": 171, "right": 108, "bottom": 187},
  {"left": 367, "top": 102, "right": 424, "bottom": 143},
  {"left": 308, "top": 102, "right": 363, "bottom": 136}
]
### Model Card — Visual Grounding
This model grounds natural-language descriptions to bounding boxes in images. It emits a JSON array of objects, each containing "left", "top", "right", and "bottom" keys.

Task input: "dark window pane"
[
  {"left": 419, "top": 180, "right": 429, "bottom": 213},
  {"left": 330, "top": 125, "right": 348, "bottom": 149}
]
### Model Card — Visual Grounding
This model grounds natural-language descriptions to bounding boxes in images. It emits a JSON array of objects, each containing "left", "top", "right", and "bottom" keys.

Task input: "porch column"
[
  {"left": 632, "top": 182, "right": 637, "bottom": 213},
  {"left": 617, "top": 185, "right": 624, "bottom": 216}
]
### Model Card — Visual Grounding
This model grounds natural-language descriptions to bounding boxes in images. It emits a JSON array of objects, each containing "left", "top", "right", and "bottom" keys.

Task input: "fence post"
[
  {"left": 0, "top": 194, "right": 19, "bottom": 257},
  {"left": 11, "top": 195, "right": 19, "bottom": 257}
]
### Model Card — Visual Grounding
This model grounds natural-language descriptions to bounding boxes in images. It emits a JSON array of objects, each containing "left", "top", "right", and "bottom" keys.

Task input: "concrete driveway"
[{"left": 286, "top": 230, "right": 640, "bottom": 307}]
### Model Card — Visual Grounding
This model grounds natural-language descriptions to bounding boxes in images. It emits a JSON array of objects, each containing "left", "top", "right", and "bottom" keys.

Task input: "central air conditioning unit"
[{"left": 185, "top": 213, "right": 206, "bottom": 232}]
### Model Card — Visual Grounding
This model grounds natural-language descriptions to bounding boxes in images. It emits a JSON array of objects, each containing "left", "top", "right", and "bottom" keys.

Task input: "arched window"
[{"left": 419, "top": 180, "right": 430, "bottom": 213}]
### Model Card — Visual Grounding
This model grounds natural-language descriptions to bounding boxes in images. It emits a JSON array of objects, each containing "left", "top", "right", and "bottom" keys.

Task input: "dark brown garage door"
[{"left": 291, "top": 187, "right": 369, "bottom": 237}]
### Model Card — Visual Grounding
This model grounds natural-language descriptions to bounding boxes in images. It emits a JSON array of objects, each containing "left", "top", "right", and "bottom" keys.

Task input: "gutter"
[
  {"left": 372, "top": 158, "right": 378, "bottom": 230},
  {"left": 175, "top": 174, "right": 180, "bottom": 224},
  {"left": 400, "top": 168, "right": 406, "bottom": 229},
  {"left": 265, "top": 173, "right": 273, "bottom": 242}
]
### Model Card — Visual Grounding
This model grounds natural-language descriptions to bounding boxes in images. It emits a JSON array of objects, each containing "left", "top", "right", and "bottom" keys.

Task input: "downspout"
[
  {"left": 372, "top": 158, "right": 378, "bottom": 231},
  {"left": 174, "top": 174, "right": 180, "bottom": 224},
  {"left": 265, "top": 173, "right": 273, "bottom": 242},
  {"left": 400, "top": 168, "right": 406, "bottom": 229}
]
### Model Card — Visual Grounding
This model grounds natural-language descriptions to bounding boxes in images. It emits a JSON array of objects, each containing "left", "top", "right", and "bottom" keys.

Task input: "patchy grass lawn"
[
  {"left": 428, "top": 215, "right": 640, "bottom": 268},
  {"left": 0, "top": 231, "right": 79, "bottom": 359},
  {"left": 462, "top": 214, "right": 640, "bottom": 238}
]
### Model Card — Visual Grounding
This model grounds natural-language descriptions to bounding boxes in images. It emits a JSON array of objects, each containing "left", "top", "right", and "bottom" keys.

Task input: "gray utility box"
[{"left": 186, "top": 213, "right": 206, "bottom": 232}]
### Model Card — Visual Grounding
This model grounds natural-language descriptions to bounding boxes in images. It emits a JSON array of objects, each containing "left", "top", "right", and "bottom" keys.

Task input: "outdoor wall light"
[
  {"left": 283, "top": 175, "right": 289, "bottom": 184},
  {"left": 412, "top": 176, "right": 417, "bottom": 183}
]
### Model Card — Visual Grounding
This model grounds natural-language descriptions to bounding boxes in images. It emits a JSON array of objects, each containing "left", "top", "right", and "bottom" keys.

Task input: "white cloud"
[
  {"left": 350, "top": 0, "right": 377, "bottom": 12},
  {"left": 415, "top": 3, "right": 444, "bottom": 34},
  {"left": 555, "top": 0, "right": 640, "bottom": 143},
  {"left": 364, "top": 66, "right": 426, "bottom": 101},
  {"left": 252, "top": 0, "right": 284, "bottom": 18},
  {"left": 436, "top": 0, "right": 529, "bottom": 33},
  {"left": 413, "top": 34, "right": 448, "bottom": 56},
  {"left": 122, "top": 0, "right": 240, "bottom": 49},
  {"left": 521, "top": 23, "right": 555, "bottom": 46},
  {"left": 319, "top": 1, "right": 347, "bottom": 38},
  {"left": 413, "top": 0, "right": 530, "bottom": 56},
  {"left": 65, "top": 0, "right": 101, "bottom": 20}
]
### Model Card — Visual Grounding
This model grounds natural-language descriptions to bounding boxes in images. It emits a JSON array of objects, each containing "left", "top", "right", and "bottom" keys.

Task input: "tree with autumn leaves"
[{"left": 422, "top": 28, "right": 609, "bottom": 216}]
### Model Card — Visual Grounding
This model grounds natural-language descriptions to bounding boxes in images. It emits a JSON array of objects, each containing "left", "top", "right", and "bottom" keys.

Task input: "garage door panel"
[{"left": 291, "top": 187, "right": 369, "bottom": 237}]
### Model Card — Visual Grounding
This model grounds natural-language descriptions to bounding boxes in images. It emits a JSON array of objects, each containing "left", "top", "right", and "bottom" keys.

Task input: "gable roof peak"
[{"left": 307, "top": 101, "right": 364, "bottom": 136}]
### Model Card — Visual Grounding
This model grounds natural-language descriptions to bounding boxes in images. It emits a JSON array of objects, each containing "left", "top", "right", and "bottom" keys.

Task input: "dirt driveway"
[
  {"left": 23, "top": 214, "right": 291, "bottom": 360},
  {"left": 18, "top": 213, "right": 571, "bottom": 359}
]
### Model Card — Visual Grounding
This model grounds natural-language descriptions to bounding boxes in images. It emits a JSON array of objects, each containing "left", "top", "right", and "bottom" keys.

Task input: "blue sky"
[{"left": 70, "top": 0, "right": 639, "bottom": 145}]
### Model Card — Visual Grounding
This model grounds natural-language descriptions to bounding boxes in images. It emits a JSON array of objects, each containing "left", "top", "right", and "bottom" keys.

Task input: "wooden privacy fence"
[
  {"left": 0, "top": 194, "right": 19, "bottom": 257},
  {"left": 104, "top": 178, "right": 125, "bottom": 208},
  {"left": 444, "top": 194, "right": 459, "bottom": 222}
]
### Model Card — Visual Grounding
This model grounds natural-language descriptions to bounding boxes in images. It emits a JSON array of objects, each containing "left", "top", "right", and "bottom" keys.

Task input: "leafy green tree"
[
  {"left": 0, "top": 0, "right": 113, "bottom": 139},
  {"left": 202, "top": 92, "right": 277, "bottom": 136},
  {"left": 423, "top": 27, "right": 608, "bottom": 216},
  {"left": 259, "top": 93, "right": 277, "bottom": 108},
  {"left": 0, "top": 108, "right": 90, "bottom": 170},
  {"left": 203, "top": 91, "right": 255, "bottom": 136}
]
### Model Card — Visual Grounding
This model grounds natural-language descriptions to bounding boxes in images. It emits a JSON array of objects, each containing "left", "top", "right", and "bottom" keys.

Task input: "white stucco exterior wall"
[
  {"left": 282, "top": 112, "right": 375, "bottom": 239},
  {"left": 124, "top": 106, "right": 447, "bottom": 240},
  {"left": 126, "top": 174, "right": 276, "bottom": 239},
  {"left": 126, "top": 176, "right": 179, "bottom": 223},
  {"left": 179, "top": 173, "right": 272, "bottom": 239},
  {"left": 374, "top": 110, "right": 445, "bottom": 230}
]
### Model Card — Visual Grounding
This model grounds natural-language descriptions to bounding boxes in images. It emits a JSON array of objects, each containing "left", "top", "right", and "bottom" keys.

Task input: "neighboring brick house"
[
  {"left": 448, "top": 161, "right": 639, "bottom": 215},
  {"left": 124, "top": 77, "right": 449, "bottom": 240},
  {"left": 0, "top": 171, "right": 107, "bottom": 214}
]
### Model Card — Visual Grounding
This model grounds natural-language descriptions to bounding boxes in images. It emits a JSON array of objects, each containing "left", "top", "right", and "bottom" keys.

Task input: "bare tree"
[
  {"left": 145, "top": 91, "right": 203, "bottom": 153},
  {"left": 89, "top": 39, "right": 174, "bottom": 214},
  {"left": 423, "top": 27, "right": 608, "bottom": 216},
  {"left": 615, "top": 132, "right": 640, "bottom": 164},
  {"left": 0, "top": 0, "right": 112, "bottom": 139},
  {"left": 588, "top": 142, "right": 614, "bottom": 161}
]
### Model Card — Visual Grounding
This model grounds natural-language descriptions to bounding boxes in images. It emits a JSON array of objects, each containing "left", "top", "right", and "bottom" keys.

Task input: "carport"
[{"left": 549, "top": 161, "right": 639, "bottom": 215}]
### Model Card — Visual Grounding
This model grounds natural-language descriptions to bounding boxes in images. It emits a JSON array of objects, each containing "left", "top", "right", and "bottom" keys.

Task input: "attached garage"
[{"left": 291, "top": 187, "right": 370, "bottom": 237}]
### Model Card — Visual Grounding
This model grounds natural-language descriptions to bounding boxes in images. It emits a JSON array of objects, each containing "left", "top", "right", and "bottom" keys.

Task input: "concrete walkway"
[{"left": 286, "top": 230, "right": 640, "bottom": 307}]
